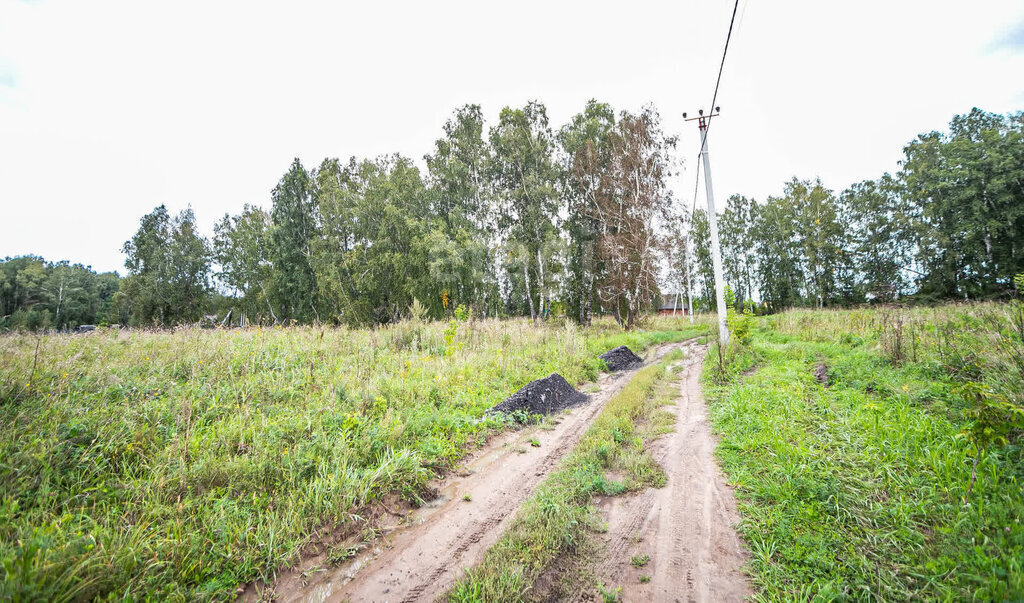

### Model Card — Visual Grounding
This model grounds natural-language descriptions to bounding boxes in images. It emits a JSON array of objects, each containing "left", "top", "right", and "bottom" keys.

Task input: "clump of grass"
[
  {"left": 639, "top": 574, "right": 651, "bottom": 583},
  {"left": 596, "top": 580, "right": 621, "bottom": 602},
  {"left": 446, "top": 349, "right": 686, "bottom": 601},
  {"left": 326, "top": 544, "right": 361, "bottom": 565},
  {"left": 0, "top": 317, "right": 706, "bottom": 600},
  {"left": 462, "top": 494, "right": 472, "bottom": 502},
  {"left": 630, "top": 554, "right": 649, "bottom": 567}
]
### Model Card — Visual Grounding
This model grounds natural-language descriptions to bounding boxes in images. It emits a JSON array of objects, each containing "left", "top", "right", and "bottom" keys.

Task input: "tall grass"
[
  {"left": 0, "top": 316, "right": 706, "bottom": 600},
  {"left": 706, "top": 303, "right": 1024, "bottom": 600}
]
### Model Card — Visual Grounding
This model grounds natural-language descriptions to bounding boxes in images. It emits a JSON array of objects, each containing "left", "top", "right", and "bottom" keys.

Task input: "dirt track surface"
[
  {"left": 266, "top": 341, "right": 685, "bottom": 603},
  {"left": 592, "top": 346, "right": 751, "bottom": 602}
]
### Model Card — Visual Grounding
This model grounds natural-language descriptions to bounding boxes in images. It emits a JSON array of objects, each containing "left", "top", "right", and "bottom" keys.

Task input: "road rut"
[
  {"left": 267, "top": 341, "right": 686, "bottom": 603},
  {"left": 592, "top": 346, "right": 751, "bottom": 603}
]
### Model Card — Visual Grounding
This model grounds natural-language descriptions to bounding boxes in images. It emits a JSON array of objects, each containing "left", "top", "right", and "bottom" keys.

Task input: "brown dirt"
[
  {"left": 256, "top": 341, "right": 686, "bottom": 603},
  {"left": 813, "top": 362, "right": 829, "bottom": 386},
  {"left": 589, "top": 346, "right": 751, "bottom": 603}
]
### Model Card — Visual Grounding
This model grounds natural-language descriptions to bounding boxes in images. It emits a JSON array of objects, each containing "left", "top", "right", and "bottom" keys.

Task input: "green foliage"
[
  {"left": 706, "top": 304, "right": 1024, "bottom": 600},
  {"left": 490, "top": 101, "right": 561, "bottom": 322},
  {"left": 596, "top": 580, "right": 621, "bottom": 602},
  {"left": 558, "top": 100, "right": 616, "bottom": 326},
  {"left": 118, "top": 205, "right": 210, "bottom": 326},
  {"left": 724, "top": 285, "right": 754, "bottom": 346},
  {"left": 269, "top": 159, "right": 318, "bottom": 323},
  {"left": 902, "top": 109, "right": 1024, "bottom": 299},
  {"left": 213, "top": 205, "right": 273, "bottom": 323},
  {"left": 0, "top": 256, "right": 119, "bottom": 331},
  {"left": 442, "top": 319, "right": 459, "bottom": 356}
]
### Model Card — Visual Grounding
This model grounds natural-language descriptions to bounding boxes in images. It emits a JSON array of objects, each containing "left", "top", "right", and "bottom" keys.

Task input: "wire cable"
[
  {"left": 689, "top": 0, "right": 742, "bottom": 221},
  {"left": 698, "top": 0, "right": 740, "bottom": 158}
]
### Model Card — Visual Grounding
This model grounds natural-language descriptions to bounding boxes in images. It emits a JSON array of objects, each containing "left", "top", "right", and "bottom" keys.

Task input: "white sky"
[{"left": 2, "top": 0, "right": 1023, "bottom": 274}]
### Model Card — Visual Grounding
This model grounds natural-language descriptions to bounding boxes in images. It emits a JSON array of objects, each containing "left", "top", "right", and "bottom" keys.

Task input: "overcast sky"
[{"left": 2, "top": 0, "right": 1023, "bottom": 274}]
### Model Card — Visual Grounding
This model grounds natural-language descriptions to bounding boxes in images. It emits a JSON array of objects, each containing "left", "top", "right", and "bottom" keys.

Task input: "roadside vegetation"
[
  {"left": 447, "top": 346, "right": 688, "bottom": 602},
  {"left": 705, "top": 302, "right": 1024, "bottom": 600},
  {"left": 0, "top": 315, "right": 703, "bottom": 601}
]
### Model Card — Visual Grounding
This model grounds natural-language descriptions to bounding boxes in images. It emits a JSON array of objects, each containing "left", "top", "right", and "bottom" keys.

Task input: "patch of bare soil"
[
  {"left": 589, "top": 347, "right": 751, "bottom": 603},
  {"left": 255, "top": 342, "right": 686, "bottom": 603},
  {"left": 813, "top": 362, "right": 830, "bottom": 386}
]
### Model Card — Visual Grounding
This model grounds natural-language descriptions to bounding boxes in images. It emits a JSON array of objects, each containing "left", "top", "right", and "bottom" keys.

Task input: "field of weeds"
[
  {"left": 706, "top": 302, "right": 1024, "bottom": 600},
  {"left": 0, "top": 315, "right": 706, "bottom": 600}
]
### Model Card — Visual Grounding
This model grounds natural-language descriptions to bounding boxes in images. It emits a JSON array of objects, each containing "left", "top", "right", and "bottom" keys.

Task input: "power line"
[
  {"left": 687, "top": 0, "right": 742, "bottom": 219},
  {"left": 698, "top": 0, "right": 740, "bottom": 158},
  {"left": 689, "top": 160, "right": 702, "bottom": 218}
]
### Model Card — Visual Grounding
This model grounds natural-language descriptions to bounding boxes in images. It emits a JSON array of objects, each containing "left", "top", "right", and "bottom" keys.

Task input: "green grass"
[
  {"left": 0, "top": 316, "right": 706, "bottom": 600},
  {"left": 705, "top": 303, "right": 1024, "bottom": 601},
  {"left": 446, "top": 347, "right": 687, "bottom": 602}
]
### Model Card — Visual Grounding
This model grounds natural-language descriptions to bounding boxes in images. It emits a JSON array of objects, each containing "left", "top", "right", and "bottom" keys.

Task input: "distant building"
[{"left": 657, "top": 293, "right": 689, "bottom": 316}]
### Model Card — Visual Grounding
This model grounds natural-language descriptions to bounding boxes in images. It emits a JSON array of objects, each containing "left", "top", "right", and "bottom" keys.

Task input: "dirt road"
[
  {"left": 264, "top": 341, "right": 688, "bottom": 603},
  {"left": 592, "top": 346, "right": 750, "bottom": 602}
]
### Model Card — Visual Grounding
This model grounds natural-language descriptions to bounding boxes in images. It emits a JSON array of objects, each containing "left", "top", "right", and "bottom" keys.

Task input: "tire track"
[
  {"left": 594, "top": 346, "right": 750, "bottom": 603},
  {"left": 267, "top": 341, "right": 687, "bottom": 603}
]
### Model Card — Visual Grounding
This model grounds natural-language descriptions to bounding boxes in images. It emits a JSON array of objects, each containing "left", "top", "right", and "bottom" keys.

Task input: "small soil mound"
[
  {"left": 489, "top": 373, "right": 589, "bottom": 416},
  {"left": 599, "top": 346, "right": 644, "bottom": 372},
  {"left": 813, "top": 362, "right": 830, "bottom": 386}
]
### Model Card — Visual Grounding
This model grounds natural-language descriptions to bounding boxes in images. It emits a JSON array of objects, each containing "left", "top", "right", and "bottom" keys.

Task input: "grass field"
[
  {"left": 705, "top": 303, "right": 1024, "bottom": 601},
  {"left": 0, "top": 315, "right": 705, "bottom": 600},
  {"left": 6, "top": 302, "right": 1022, "bottom": 601}
]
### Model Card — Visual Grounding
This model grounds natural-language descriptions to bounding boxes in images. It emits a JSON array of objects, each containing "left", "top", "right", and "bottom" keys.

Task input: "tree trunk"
[
  {"left": 523, "top": 259, "right": 536, "bottom": 323},
  {"left": 536, "top": 247, "right": 545, "bottom": 322}
]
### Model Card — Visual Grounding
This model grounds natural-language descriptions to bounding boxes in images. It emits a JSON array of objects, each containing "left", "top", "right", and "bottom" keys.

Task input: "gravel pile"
[
  {"left": 489, "top": 373, "right": 589, "bottom": 416},
  {"left": 599, "top": 345, "right": 644, "bottom": 372}
]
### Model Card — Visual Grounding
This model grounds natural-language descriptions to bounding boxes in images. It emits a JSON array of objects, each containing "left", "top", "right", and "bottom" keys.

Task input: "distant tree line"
[
  {"left": 687, "top": 108, "right": 1024, "bottom": 311},
  {"left": 98, "top": 105, "right": 1024, "bottom": 327},
  {"left": 0, "top": 257, "right": 119, "bottom": 330},
  {"left": 118, "top": 101, "right": 680, "bottom": 328},
  {"left": 4, "top": 105, "right": 1019, "bottom": 331}
]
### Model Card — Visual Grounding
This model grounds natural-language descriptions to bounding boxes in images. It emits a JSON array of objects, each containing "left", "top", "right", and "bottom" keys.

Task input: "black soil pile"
[
  {"left": 489, "top": 373, "right": 589, "bottom": 416},
  {"left": 599, "top": 346, "right": 644, "bottom": 372}
]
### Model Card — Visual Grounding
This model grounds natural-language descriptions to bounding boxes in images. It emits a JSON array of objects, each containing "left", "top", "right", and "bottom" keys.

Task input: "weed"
[
  {"left": 462, "top": 494, "right": 472, "bottom": 502},
  {"left": 596, "top": 580, "right": 621, "bottom": 602},
  {"left": 529, "top": 437, "right": 540, "bottom": 447},
  {"left": 326, "top": 544, "right": 361, "bottom": 566},
  {"left": 639, "top": 574, "right": 651, "bottom": 583},
  {"left": 630, "top": 554, "right": 649, "bottom": 567}
]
